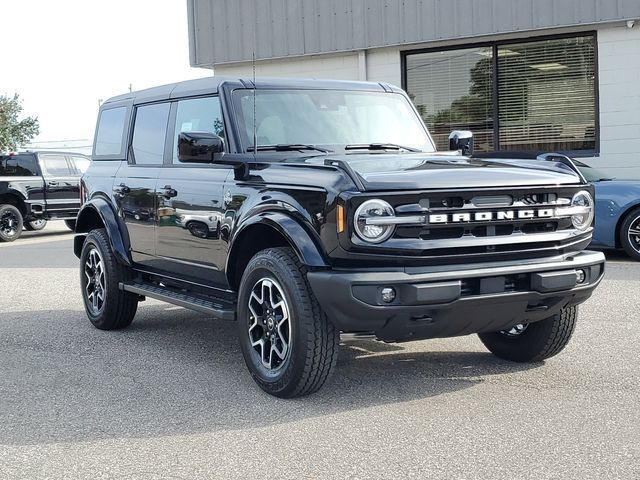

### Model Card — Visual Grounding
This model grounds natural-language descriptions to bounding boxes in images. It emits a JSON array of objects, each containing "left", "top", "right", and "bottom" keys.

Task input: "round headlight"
[
  {"left": 570, "top": 190, "right": 594, "bottom": 230},
  {"left": 354, "top": 199, "right": 395, "bottom": 243}
]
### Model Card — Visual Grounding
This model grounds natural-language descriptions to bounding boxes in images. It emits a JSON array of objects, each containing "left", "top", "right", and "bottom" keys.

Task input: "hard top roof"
[
  {"left": 3, "top": 151, "right": 90, "bottom": 157},
  {"left": 102, "top": 76, "right": 400, "bottom": 106}
]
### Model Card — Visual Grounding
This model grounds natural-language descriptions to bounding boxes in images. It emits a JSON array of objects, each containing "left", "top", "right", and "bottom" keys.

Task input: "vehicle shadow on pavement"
[{"left": 0, "top": 305, "right": 540, "bottom": 446}]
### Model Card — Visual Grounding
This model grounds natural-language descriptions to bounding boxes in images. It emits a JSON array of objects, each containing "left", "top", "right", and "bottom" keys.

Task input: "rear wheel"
[
  {"left": 25, "top": 219, "right": 47, "bottom": 231},
  {"left": 80, "top": 228, "right": 138, "bottom": 330},
  {"left": 620, "top": 207, "right": 640, "bottom": 261},
  {"left": 478, "top": 307, "right": 577, "bottom": 362},
  {"left": 64, "top": 219, "right": 76, "bottom": 231},
  {"left": 0, "top": 204, "right": 23, "bottom": 242},
  {"left": 237, "top": 247, "right": 339, "bottom": 397}
]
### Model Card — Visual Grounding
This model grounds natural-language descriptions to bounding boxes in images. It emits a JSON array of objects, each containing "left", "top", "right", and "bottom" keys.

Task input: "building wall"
[
  {"left": 213, "top": 53, "right": 361, "bottom": 80},
  {"left": 213, "top": 47, "right": 404, "bottom": 86},
  {"left": 189, "top": 0, "right": 640, "bottom": 67},
  {"left": 596, "top": 24, "right": 640, "bottom": 178}
]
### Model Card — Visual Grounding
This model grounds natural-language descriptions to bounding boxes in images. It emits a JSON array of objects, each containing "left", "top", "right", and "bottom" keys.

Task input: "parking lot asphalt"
[{"left": 0, "top": 222, "right": 638, "bottom": 479}]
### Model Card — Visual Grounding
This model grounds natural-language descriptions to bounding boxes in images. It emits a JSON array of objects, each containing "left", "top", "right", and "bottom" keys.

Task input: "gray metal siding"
[{"left": 188, "top": 0, "right": 640, "bottom": 66}]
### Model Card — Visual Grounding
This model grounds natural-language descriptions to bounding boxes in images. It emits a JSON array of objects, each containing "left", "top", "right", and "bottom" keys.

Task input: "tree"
[{"left": 0, "top": 94, "right": 40, "bottom": 152}]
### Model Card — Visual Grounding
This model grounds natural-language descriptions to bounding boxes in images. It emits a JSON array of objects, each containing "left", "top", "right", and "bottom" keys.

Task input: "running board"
[{"left": 119, "top": 281, "right": 236, "bottom": 321}]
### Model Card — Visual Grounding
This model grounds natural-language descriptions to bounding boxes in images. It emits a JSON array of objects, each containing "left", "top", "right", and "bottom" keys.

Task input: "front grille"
[{"left": 348, "top": 186, "right": 592, "bottom": 263}]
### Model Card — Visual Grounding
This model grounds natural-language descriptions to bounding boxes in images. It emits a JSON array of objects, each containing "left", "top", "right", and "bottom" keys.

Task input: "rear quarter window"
[
  {"left": 94, "top": 106, "right": 127, "bottom": 156},
  {"left": 0, "top": 154, "right": 39, "bottom": 176}
]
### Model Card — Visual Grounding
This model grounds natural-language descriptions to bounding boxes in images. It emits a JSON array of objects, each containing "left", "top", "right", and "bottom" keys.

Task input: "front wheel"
[
  {"left": 237, "top": 247, "right": 339, "bottom": 398},
  {"left": 620, "top": 207, "right": 640, "bottom": 261},
  {"left": 0, "top": 204, "right": 24, "bottom": 242},
  {"left": 80, "top": 228, "right": 138, "bottom": 330},
  {"left": 478, "top": 307, "right": 577, "bottom": 362}
]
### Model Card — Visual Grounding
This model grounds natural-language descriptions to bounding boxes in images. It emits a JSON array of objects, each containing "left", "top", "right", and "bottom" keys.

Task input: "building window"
[
  {"left": 404, "top": 34, "right": 596, "bottom": 155},
  {"left": 406, "top": 47, "right": 494, "bottom": 152}
]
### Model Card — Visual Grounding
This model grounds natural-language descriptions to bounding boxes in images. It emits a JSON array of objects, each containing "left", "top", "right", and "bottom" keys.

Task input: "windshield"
[{"left": 232, "top": 89, "right": 434, "bottom": 152}]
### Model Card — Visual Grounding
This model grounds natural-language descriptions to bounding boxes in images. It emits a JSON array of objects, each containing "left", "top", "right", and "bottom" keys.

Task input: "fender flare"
[
  {"left": 74, "top": 197, "right": 132, "bottom": 266},
  {"left": 227, "top": 211, "right": 329, "bottom": 276},
  {"left": 0, "top": 184, "right": 28, "bottom": 207}
]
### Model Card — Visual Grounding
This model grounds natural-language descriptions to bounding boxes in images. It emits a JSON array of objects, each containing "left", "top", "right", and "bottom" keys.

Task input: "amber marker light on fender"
[{"left": 337, "top": 204, "right": 345, "bottom": 233}]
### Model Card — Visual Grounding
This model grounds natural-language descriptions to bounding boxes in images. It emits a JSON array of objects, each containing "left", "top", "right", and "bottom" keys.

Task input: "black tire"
[
  {"left": 0, "top": 204, "right": 24, "bottom": 242},
  {"left": 25, "top": 219, "right": 47, "bottom": 231},
  {"left": 619, "top": 206, "right": 640, "bottom": 261},
  {"left": 186, "top": 221, "right": 208, "bottom": 238},
  {"left": 79, "top": 228, "right": 138, "bottom": 330},
  {"left": 478, "top": 307, "right": 577, "bottom": 362},
  {"left": 64, "top": 219, "right": 77, "bottom": 231},
  {"left": 237, "top": 247, "right": 339, "bottom": 398}
]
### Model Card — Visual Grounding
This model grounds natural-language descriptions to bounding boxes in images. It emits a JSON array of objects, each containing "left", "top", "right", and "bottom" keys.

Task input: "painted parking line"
[{"left": 0, "top": 234, "right": 74, "bottom": 248}]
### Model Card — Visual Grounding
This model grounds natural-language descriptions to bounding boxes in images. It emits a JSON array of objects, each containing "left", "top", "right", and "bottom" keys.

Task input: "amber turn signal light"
[{"left": 337, "top": 204, "right": 345, "bottom": 233}]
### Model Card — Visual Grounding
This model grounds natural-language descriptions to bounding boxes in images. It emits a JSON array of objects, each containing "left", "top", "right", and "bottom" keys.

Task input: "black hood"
[{"left": 319, "top": 153, "right": 582, "bottom": 191}]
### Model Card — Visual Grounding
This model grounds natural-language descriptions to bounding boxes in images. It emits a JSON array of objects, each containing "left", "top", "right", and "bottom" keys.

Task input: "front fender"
[
  {"left": 74, "top": 197, "right": 131, "bottom": 266},
  {"left": 228, "top": 211, "right": 329, "bottom": 269}
]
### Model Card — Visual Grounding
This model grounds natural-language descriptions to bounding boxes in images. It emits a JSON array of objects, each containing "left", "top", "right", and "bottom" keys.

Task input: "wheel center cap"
[{"left": 267, "top": 317, "right": 275, "bottom": 329}]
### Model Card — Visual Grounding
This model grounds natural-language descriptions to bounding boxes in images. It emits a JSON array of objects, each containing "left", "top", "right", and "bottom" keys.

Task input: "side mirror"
[
  {"left": 449, "top": 130, "right": 474, "bottom": 156},
  {"left": 177, "top": 131, "right": 224, "bottom": 163}
]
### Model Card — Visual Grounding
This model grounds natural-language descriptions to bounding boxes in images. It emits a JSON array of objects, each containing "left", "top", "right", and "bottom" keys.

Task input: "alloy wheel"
[
  {"left": 0, "top": 210, "right": 19, "bottom": 238},
  {"left": 84, "top": 247, "right": 106, "bottom": 315},
  {"left": 30, "top": 219, "right": 47, "bottom": 229},
  {"left": 628, "top": 215, "right": 640, "bottom": 254},
  {"left": 500, "top": 323, "right": 528, "bottom": 337},
  {"left": 247, "top": 277, "right": 292, "bottom": 370}
]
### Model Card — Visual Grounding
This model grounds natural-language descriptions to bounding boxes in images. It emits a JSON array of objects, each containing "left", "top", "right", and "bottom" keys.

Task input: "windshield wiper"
[
  {"left": 246, "top": 144, "right": 331, "bottom": 153},
  {"left": 345, "top": 143, "right": 421, "bottom": 152}
]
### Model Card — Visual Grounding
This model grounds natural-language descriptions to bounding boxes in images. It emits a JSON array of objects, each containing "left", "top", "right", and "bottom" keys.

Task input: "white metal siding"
[
  {"left": 189, "top": 0, "right": 640, "bottom": 67},
  {"left": 593, "top": 24, "right": 640, "bottom": 178}
]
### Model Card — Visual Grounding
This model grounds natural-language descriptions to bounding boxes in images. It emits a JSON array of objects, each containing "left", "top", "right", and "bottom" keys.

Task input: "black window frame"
[
  {"left": 128, "top": 101, "right": 172, "bottom": 167},
  {"left": 401, "top": 31, "right": 599, "bottom": 158},
  {"left": 93, "top": 105, "right": 130, "bottom": 159}
]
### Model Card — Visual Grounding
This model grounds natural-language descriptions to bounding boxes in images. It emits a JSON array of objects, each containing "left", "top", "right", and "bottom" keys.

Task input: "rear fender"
[{"left": 74, "top": 197, "right": 131, "bottom": 266}]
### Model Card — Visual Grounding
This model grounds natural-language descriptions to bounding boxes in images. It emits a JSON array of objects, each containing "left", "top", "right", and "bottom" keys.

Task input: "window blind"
[
  {"left": 498, "top": 36, "right": 596, "bottom": 152},
  {"left": 405, "top": 47, "right": 494, "bottom": 152}
]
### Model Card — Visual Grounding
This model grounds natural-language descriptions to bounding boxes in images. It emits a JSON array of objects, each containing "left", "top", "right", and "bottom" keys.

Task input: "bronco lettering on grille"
[{"left": 428, "top": 209, "right": 555, "bottom": 224}]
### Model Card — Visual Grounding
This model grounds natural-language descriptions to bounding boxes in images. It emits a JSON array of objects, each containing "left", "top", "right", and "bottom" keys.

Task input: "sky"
[{"left": 1, "top": 0, "right": 209, "bottom": 145}]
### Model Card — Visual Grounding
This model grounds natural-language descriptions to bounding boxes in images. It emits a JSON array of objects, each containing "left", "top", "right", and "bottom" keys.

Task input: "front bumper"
[{"left": 307, "top": 250, "right": 605, "bottom": 342}]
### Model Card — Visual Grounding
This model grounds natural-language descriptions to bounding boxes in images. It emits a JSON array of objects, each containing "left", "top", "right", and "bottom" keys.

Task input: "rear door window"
[
  {"left": 40, "top": 154, "right": 73, "bottom": 176},
  {"left": 0, "top": 154, "right": 39, "bottom": 176},
  {"left": 95, "top": 106, "right": 127, "bottom": 156},
  {"left": 131, "top": 103, "right": 171, "bottom": 165}
]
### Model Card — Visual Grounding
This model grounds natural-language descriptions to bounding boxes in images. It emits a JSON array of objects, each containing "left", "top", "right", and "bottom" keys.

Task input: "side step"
[{"left": 120, "top": 281, "right": 236, "bottom": 321}]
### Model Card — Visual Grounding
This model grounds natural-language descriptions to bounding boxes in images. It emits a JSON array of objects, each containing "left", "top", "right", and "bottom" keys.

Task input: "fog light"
[
  {"left": 381, "top": 287, "right": 396, "bottom": 303},
  {"left": 576, "top": 269, "right": 587, "bottom": 284}
]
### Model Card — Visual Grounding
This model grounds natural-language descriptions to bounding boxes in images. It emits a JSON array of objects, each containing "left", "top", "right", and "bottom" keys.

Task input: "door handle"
[
  {"left": 48, "top": 181, "right": 59, "bottom": 186},
  {"left": 113, "top": 183, "right": 130, "bottom": 195},
  {"left": 161, "top": 185, "right": 178, "bottom": 198}
]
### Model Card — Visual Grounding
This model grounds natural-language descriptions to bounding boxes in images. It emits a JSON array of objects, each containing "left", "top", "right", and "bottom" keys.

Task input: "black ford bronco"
[
  {"left": 0, "top": 151, "right": 89, "bottom": 241},
  {"left": 74, "top": 77, "right": 604, "bottom": 397}
]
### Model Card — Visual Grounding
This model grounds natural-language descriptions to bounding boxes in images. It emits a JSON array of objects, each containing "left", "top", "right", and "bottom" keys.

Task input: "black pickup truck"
[
  {"left": 0, "top": 151, "right": 88, "bottom": 241},
  {"left": 74, "top": 77, "right": 605, "bottom": 397}
]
